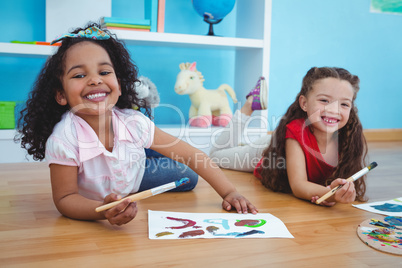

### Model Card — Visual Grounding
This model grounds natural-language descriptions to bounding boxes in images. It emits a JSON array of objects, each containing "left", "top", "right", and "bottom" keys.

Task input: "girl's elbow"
[
  {"left": 292, "top": 190, "right": 305, "bottom": 200},
  {"left": 53, "top": 199, "right": 69, "bottom": 217},
  {"left": 52, "top": 195, "right": 75, "bottom": 219},
  {"left": 290, "top": 186, "right": 310, "bottom": 201}
]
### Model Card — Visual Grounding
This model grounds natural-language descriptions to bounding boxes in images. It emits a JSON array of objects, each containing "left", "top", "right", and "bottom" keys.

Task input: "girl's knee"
[
  {"left": 177, "top": 169, "right": 198, "bottom": 191},
  {"left": 185, "top": 170, "right": 199, "bottom": 191}
]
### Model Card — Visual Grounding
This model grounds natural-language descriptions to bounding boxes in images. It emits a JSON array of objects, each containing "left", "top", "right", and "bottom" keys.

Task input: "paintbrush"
[
  {"left": 316, "top": 162, "right": 377, "bottom": 204},
  {"left": 95, "top": 177, "right": 190, "bottom": 212}
]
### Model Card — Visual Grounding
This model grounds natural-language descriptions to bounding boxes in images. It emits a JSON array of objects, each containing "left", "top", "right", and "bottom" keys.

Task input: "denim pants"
[{"left": 138, "top": 149, "right": 198, "bottom": 192}]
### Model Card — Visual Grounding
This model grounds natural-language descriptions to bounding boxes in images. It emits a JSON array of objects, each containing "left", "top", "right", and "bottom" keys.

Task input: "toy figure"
[
  {"left": 174, "top": 62, "right": 237, "bottom": 127},
  {"left": 134, "top": 76, "right": 160, "bottom": 108}
]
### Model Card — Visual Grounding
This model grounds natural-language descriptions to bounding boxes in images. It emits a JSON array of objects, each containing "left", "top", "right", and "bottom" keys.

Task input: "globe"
[{"left": 192, "top": 0, "right": 236, "bottom": 36}]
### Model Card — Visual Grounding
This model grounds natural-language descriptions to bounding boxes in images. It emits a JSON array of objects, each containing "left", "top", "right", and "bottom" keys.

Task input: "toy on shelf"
[
  {"left": 134, "top": 76, "right": 160, "bottom": 109},
  {"left": 192, "top": 0, "right": 236, "bottom": 36},
  {"left": 174, "top": 62, "right": 237, "bottom": 128}
]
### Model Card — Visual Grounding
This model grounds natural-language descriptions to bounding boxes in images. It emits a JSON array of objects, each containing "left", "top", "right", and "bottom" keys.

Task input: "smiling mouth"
[
  {"left": 322, "top": 117, "right": 339, "bottom": 124},
  {"left": 85, "top": 92, "right": 108, "bottom": 100}
]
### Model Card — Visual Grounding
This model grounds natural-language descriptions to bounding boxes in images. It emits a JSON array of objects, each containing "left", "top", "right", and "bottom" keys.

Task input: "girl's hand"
[
  {"left": 102, "top": 194, "right": 138, "bottom": 225},
  {"left": 311, "top": 193, "right": 335, "bottom": 207},
  {"left": 222, "top": 192, "right": 258, "bottom": 214},
  {"left": 330, "top": 179, "right": 356, "bottom": 204}
]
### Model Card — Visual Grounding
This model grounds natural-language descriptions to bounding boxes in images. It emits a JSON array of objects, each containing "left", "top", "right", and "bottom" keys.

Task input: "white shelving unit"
[
  {"left": 0, "top": 0, "right": 271, "bottom": 162},
  {"left": 0, "top": 32, "right": 264, "bottom": 56},
  {"left": 0, "top": 43, "right": 55, "bottom": 57},
  {"left": 113, "top": 30, "right": 264, "bottom": 49}
]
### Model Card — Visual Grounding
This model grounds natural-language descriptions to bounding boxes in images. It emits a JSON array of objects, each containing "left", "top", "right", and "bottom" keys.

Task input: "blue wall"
[
  {"left": 269, "top": 0, "right": 402, "bottom": 129},
  {"left": 0, "top": 0, "right": 236, "bottom": 126},
  {"left": 1, "top": 0, "right": 401, "bottom": 129},
  {"left": 0, "top": 0, "right": 46, "bottom": 103}
]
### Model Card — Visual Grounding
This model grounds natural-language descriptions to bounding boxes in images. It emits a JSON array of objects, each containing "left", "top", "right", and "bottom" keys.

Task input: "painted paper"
[
  {"left": 371, "top": 0, "right": 402, "bottom": 15},
  {"left": 353, "top": 197, "right": 402, "bottom": 216},
  {"left": 148, "top": 210, "right": 294, "bottom": 239}
]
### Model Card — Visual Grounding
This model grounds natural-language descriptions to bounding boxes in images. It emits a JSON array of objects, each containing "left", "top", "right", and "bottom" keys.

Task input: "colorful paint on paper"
[
  {"left": 155, "top": 231, "right": 173, "bottom": 237},
  {"left": 371, "top": 0, "right": 402, "bottom": 15},
  {"left": 165, "top": 217, "right": 197, "bottom": 229},
  {"left": 235, "top": 219, "right": 267, "bottom": 228},
  {"left": 148, "top": 210, "right": 294, "bottom": 240},
  {"left": 178, "top": 230, "right": 205, "bottom": 238},
  {"left": 371, "top": 203, "right": 402, "bottom": 212},
  {"left": 353, "top": 197, "right": 402, "bottom": 216}
]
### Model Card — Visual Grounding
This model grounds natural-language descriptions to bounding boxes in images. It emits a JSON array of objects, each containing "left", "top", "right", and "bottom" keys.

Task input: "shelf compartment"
[
  {"left": 111, "top": 30, "right": 264, "bottom": 49},
  {"left": 0, "top": 30, "right": 264, "bottom": 58},
  {"left": 0, "top": 43, "right": 56, "bottom": 57}
]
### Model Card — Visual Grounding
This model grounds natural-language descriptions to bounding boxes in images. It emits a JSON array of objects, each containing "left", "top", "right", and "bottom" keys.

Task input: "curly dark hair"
[
  {"left": 16, "top": 22, "right": 151, "bottom": 161},
  {"left": 259, "top": 67, "right": 368, "bottom": 201}
]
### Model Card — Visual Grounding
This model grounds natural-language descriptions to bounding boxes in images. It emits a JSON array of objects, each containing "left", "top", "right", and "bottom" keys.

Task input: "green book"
[
  {"left": 11, "top": 41, "right": 36, "bottom": 44},
  {"left": 102, "top": 23, "right": 151, "bottom": 30},
  {"left": 101, "top": 17, "right": 150, "bottom": 26}
]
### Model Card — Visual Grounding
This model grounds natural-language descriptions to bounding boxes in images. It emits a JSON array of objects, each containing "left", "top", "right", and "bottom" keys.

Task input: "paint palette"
[{"left": 357, "top": 216, "right": 402, "bottom": 255}]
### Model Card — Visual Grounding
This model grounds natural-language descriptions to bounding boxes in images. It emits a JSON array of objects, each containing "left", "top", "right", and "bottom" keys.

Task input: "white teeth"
[
  {"left": 86, "top": 93, "right": 106, "bottom": 100},
  {"left": 323, "top": 117, "right": 338, "bottom": 124}
]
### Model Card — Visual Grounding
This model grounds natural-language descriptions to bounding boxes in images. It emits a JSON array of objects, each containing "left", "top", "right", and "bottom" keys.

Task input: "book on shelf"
[
  {"left": 100, "top": 0, "right": 165, "bottom": 33},
  {"left": 157, "top": 0, "right": 165, "bottom": 33},
  {"left": 100, "top": 16, "right": 150, "bottom": 26},
  {"left": 101, "top": 22, "right": 151, "bottom": 30},
  {"left": 10, "top": 41, "right": 61, "bottom": 46},
  {"left": 145, "top": 0, "right": 158, "bottom": 32},
  {"left": 104, "top": 26, "right": 150, "bottom": 32}
]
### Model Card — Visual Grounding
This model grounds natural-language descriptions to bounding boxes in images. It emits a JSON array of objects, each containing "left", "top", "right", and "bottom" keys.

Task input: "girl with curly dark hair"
[
  {"left": 211, "top": 67, "right": 368, "bottom": 206},
  {"left": 17, "top": 23, "right": 257, "bottom": 225}
]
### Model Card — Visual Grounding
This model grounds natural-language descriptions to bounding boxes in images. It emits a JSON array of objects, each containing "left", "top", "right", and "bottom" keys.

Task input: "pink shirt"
[{"left": 45, "top": 108, "right": 155, "bottom": 201}]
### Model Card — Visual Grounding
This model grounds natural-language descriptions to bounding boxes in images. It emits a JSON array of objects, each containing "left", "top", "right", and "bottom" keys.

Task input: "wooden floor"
[{"left": 0, "top": 142, "right": 401, "bottom": 267}]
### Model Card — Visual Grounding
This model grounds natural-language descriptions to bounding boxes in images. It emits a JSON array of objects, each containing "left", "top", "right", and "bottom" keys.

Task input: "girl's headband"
[{"left": 50, "top": 26, "right": 110, "bottom": 45}]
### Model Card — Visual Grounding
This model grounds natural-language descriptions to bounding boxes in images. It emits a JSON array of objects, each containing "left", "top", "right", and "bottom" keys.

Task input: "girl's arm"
[
  {"left": 50, "top": 164, "right": 137, "bottom": 224},
  {"left": 150, "top": 127, "right": 258, "bottom": 214},
  {"left": 285, "top": 139, "right": 355, "bottom": 205}
]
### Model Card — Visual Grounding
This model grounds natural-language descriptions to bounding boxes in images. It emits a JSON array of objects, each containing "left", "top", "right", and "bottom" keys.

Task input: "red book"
[
  {"left": 36, "top": 41, "right": 61, "bottom": 46},
  {"left": 157, "top": 0, "right": 165, "bottom": 33}
]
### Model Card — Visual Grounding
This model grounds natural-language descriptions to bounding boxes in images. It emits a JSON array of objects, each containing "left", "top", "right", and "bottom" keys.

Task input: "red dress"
[{"left": 254, "top": 118, "right": 335, "bottom": 184}]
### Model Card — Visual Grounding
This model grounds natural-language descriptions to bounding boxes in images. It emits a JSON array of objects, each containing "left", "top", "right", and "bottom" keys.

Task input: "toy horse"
[{"left": 174, "top": 62, "right": 237, "bottom": 127}]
